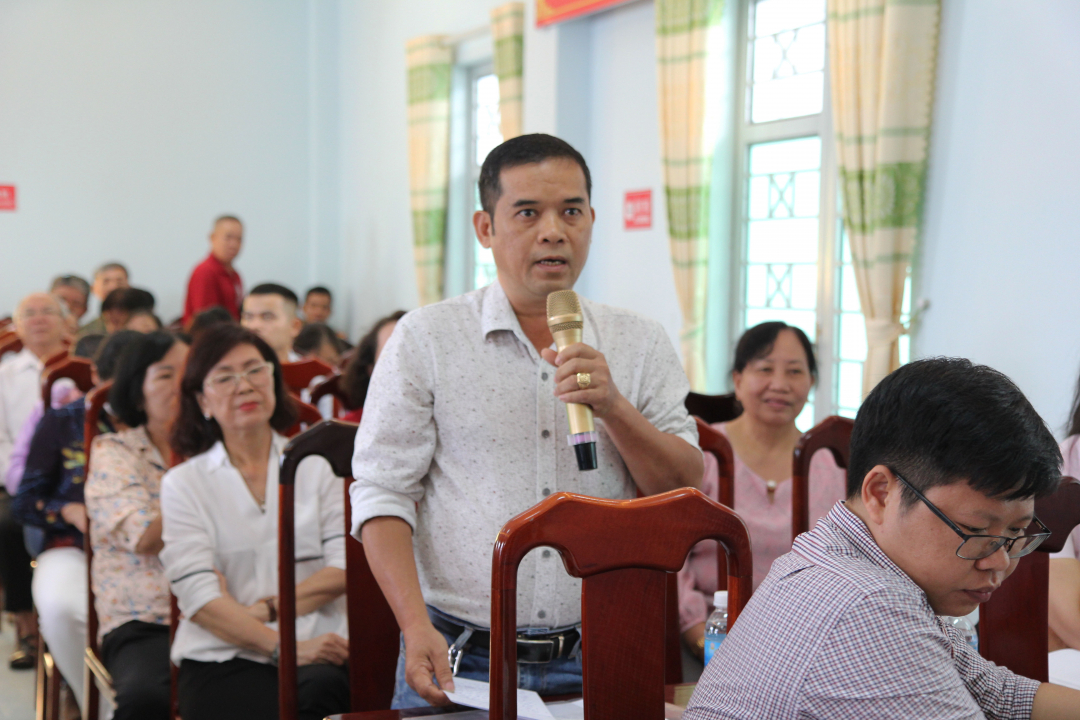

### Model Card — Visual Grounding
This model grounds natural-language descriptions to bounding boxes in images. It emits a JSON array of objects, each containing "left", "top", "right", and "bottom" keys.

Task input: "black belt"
[{"left": 430, "top": 612, "right": 580, "bottom": 665}]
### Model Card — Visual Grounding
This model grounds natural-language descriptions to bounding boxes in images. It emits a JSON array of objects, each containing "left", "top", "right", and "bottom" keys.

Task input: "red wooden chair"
[
  {"left": 281, "top": 358, "right": 335, "bottom": 397},
  {"left": 0, "top": 315, "right": 12, "bottom": 332},
  {"left": 791, "top": 416, "right": 853, "bottom": 541},
  {"left": 979, "top": 476, "right": 1080, "bottom": 682},
  {"left": 684, "top": 392, "right": 741, "bottom": 425},
  {"left": 285, "top": 397, "right": 324, "bottom": 438},
  {"left": 490, "top": 487, "right": 753, "bottom": 720},
  {"left": 278, "top": 420, "right": 400, "bottom": 719},
  {"left": 0, "top": 329, "right": 23, "bottom": 358},
  {"left": 41, "top": 356, "right": 94, "bottom": 405},
  {"left": 43, "top": 349, "right": 69, "bottom": 369},
  {"left": 310, "top": 373, "right": 349, "bottom": 417},
  {"left": 82, "top": 382, "right": 117, "bottom": 720}
]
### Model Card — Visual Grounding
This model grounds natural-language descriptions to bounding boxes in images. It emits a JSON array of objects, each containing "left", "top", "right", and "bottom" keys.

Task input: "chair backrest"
[
  {"left": 684, "top": 392, "right": 741, "bottom": 425},
  {"left": 791, "top": 416, "right": 853, "bottom": 541},
  {"left": 285, "top": 397, "right": 324, "bottom": 438},
  {"left": 310, "top": 373, "right": 348, "bottom": 417},
  {"left": 277, "top": 420, "right": 400, "bottom": 719},
  {"left": 0, "top": 316, "right": 12, "bottom": 332},
  {"left": 281, "top": 358, "right": 335, "bottom": 395},
  {"left": 490, "top": 487, "right": 753, "bottom": 720},
  {"left": 0, "top": 330, "right": 23, "bottom": 359},
  {"left": 42, "top": 356, "right": 94, "bottom": 405},
  {"left": 43, "top": 348, "right": 69, "bottom": 368},
  {"left": 979, "top": 476, "right": 1080, "bottom": 682},
  {"left": 82, "top": 381, "right": 113, "bottom": 720}
]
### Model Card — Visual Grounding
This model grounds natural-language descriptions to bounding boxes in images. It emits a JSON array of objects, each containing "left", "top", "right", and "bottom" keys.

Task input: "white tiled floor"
[{"left": 0, "top": 619, "right": 36, "bottom": 719}]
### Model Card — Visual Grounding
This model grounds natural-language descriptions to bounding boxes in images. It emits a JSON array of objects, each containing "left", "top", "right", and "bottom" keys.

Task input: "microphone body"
[{"left": 547, "top": 290, "right": 599, "bottom": 471}]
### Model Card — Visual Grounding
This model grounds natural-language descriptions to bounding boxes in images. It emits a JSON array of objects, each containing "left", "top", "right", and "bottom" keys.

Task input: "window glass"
[{"left": 749, "top": 0, "right": 826, "bottom": 123}]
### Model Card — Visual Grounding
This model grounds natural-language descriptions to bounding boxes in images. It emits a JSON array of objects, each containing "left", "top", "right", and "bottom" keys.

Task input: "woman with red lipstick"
[
  {"left": 677, "top": 322, "right": 847, "bottom": 672},
  {"left": 160, "top": 325, "right": 350, "bottom": 720}
]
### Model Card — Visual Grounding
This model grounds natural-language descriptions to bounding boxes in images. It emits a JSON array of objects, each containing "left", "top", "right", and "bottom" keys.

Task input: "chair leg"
[
  {"left": 84, "top": 653, "right": 100, "bottom": 720},
  {"left": 35, "top": 632, "right": 47, "bottom": 720}
]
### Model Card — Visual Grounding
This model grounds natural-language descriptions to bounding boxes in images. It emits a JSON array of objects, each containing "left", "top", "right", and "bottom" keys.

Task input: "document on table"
[{"left": 443, "top": 677, "right": 564, "bottom": 720}]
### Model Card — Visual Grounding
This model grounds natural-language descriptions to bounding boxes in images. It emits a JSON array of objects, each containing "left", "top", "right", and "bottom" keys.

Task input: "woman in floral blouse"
[{"left": 85, "top": 331, "right": 189, "bottom": 720}]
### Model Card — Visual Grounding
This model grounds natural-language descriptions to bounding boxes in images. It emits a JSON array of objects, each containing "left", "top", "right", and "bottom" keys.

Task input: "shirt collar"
[
  {"left": 478, "top": 280, "right": 598, "bottom": 353},
  {"left": 826, "top": 501, "right": 915, "bottom": 585},
  {"left": 204, "top": 432, "right": 287, "bottom": 470},
  {"left": 10, "top": 347, "right": 44, "bottom": 374},
  {"left": 125, "top": 425, "right": 167, "bottom": 470}
]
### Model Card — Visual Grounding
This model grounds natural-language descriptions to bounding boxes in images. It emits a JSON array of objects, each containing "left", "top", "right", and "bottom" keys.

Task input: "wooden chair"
[
  {"left": 791, "top": 416, "right": 853, "bottom": 541},
  {"left": 490, "top": 487, "right": 754, "bottom": 720},
  {"left": 0, "top": 329, "right": 23, "bottom": 358},
  {"left": 0, "top": 315, "right": 12, "bottom": 332},
  {"left": 281, "top": 358, "right": 335, "bottom": 397},
  {"left": 82, "top": 382, "right": 117, "bottom": 720},
  {"left": 41, "top": 357, "right": 94, "bottom": 405},
  {"left": 310, "top": 373, "right": 349, "bottom": 417},
  {"left": 278, "top": 420, "right": 400, "bottom": 719},
  {"left": 684, "top": 392, "right": 741, "bottom": 425},
  {"left": 979, "top": 476, "right": 1080, "bottom": 682},
  {"left": 285, "top": 397, "right": 324, "bottom": 438}
]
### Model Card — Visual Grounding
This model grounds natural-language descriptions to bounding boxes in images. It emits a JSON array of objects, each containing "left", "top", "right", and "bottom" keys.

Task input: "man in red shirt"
[{"left": 182, "top": 215, "right": 244, "bottom": 327}]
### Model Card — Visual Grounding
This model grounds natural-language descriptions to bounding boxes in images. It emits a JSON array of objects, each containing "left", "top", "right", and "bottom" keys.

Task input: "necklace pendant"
[{"left": 766, "top": 479, "right": 777, "bottom": 504}]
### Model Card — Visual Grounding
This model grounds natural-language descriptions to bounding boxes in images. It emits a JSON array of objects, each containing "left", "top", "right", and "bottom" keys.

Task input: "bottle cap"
[{"left": 713, "top": 590, "right": 728, "bottom": 609}]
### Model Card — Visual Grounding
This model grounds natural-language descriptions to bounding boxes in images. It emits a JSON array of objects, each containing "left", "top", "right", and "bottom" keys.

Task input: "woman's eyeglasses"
[{"left": 204, "top": 362, "right": 274, "bottom": 394}]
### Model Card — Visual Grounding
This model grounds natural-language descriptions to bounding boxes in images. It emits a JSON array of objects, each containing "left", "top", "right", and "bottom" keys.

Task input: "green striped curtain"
[
  {"left": 827, "top": 0, "right": 940, "bottom": 395},
  {"left": 491, "top": 2, "right": 524, "bottom": 140},
  {"left": 655, "top": 0, "right": 723, "bottom": 390},
  {"left": 407, "top": 35, "right": 454, "bottom": 306}
]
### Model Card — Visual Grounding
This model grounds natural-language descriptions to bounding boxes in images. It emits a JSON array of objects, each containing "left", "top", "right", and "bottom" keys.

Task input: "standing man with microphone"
[{"left": 351, "top": 134, "right": 703, "bottom": 708}]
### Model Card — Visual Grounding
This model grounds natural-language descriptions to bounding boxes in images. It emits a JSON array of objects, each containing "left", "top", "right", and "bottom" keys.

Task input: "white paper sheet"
[{"left": 443, "top": 677, "right": 557, "bottom": 720}]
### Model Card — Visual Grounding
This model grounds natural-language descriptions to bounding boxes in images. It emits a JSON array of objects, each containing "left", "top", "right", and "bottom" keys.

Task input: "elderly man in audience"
[
  {"left": 0, "top": 292, "right": 70, "bottom": 669},
  {"left": 12, "top": 331, "right": 136, "bottom": 714},
  {"left": 86, "top": 331, "right": 189, "bottom": 720},
  {"left": 351, "top": 133, "right": 702, "bottom": 708},
  {"left": 80, "top": 262, "right": 130, "bottom": 335},
  {"left": 50, "top": 274, "right": 91, "bottom": 323},
  {"left": 183, "top": 215, "right": 244, "bottom": 327},
  {"left": 241, "top": 283, "right": 303, "bottom": 365},
  {"left": 685, "top": 358, "right": 1080, "bottom": 719},
  {"left": 161, "top": 324, "right": 349, "bottom": 720}
]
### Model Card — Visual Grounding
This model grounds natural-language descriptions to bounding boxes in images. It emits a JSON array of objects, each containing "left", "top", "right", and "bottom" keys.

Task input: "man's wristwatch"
[{"left": 269, "top": 642, "right": 280, "bottom": 666}]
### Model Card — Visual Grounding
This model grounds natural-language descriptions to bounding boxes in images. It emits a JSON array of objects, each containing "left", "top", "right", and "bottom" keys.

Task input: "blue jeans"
[{"left": 391, "top": 608, "right": 583, "bottom": 710}]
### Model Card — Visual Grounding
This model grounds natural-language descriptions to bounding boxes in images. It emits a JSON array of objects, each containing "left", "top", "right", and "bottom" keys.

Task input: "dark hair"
[
  {"left": 109, "top": 332, "right": 186, "bottom": 427},
  {"left": 51, "top": 275, "right": 90, "bottom": 298},
  {"left": 294, "top": 323, "right": 340, "bottom": 357},
  {"left": 93, "top": 330, "right": 143, "bottom": 381},
  {"left": 189, "top": 306, "right": 235, "bottom": 340},
  {"left": 171, "top": 324, "right": 298, "bottom": 459},
  {"left": 248, "top": 283, "right": 299, "bottom": 308},
  {"left": 102, "top": 287, "right": 155, "bottom": 313},
  {"left": 732, "top": 322, "right": 817, "bottom": 380},
  {"left": 305, "top": 286, "right": 332, "bottom": 301},
  {"left": 478, "top": 134, "right": 592, "bottom": 218},
  {"left": 342, "top": 311, "right": 406, "bottom": 410},
  {"left": 848, "top": 357, "right": 1061, "bottom": 506},
  {"left": 213, "top": 215, "right": 242, "bottom": 228},
  {"left": 73, "top": 334, "right": 106, "bottom": 360}
]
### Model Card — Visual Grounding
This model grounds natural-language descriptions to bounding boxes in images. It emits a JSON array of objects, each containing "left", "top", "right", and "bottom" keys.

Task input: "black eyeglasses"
[{"left": 891, "top": 470, "right": 1051, "bottom": 560}]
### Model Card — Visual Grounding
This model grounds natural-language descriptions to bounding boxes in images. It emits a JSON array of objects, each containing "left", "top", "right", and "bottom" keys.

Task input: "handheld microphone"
[{"left": 546, "top": 290, "right": 599, "bottom": 471}]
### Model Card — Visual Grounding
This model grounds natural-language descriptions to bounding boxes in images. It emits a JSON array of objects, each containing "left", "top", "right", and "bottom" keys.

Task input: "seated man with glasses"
[{"left": 685, "top": 357, "right": 1080, "bottom": 720}]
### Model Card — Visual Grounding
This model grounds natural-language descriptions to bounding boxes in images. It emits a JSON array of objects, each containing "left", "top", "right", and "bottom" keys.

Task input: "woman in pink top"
[
  {"left": 678, "top": 322, "right": 847, "bottom": 668},
  {"left": 1049, "top": 428, "right": 1080, "bottom": 689}
]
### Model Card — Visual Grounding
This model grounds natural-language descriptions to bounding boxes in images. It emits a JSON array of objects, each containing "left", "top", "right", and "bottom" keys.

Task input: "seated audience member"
[
  {"left": 339, "top": 310, "right": 404, "bottom": 423},
  {"left": 685, "top": 358, "right": 1080, "bottom": 719},
  {"left": 241, "top": 283, "right": 303, "bottom": 365},
  {"left": 1049, "top": 392, "right": 1080, "bottom": 689},
  {"left": 80, "top": 262, "right": 130, "bottom": 335},
  {"left": 78, "top": 286, "right": 156, "bottom": 339},
  {"left": 183, "top": 215, "right": 244, "bottom": 327},
  {"left": 677, "top": 322, "right": 845, "bottom": 669},
  {"left": 11, "top": 331, "right": 137, "bottom": 711},
  {"left": 161, "top": 325, "right": 349, "bottom": 720},
  {"left": 294, "top": 322, "right": 342, "bottom": 368},
  {"left": 0, "top": 293, "right": 70, "bottom": 668},
  {"left": 125, "top": 308, "right": 163, "bottom": 333},
  {"left": 85, "top": 331, "right": 189, "bottom": 720},
  {"left": 302, "top": 286, "right": 333, "bottom": 325},
  {"left": 50, "top": 274, "right": 91, "bottom": 323},
  {"left": 188, "top": 306, "right": 235, "bottom": 345}
]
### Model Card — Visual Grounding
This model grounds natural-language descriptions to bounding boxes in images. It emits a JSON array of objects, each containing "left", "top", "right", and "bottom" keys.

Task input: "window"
[
  {"left": 468, "top": 66, "right": 502, "bottom": 291},
  {"left": 729, "top": 0, "right": 909, "bottom": 427}
]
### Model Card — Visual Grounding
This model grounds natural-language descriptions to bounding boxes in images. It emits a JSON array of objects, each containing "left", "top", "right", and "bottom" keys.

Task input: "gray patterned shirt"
[
  {"left": 685, "top": 502, "right": 1040, "bottom": 720},
  {"left": 349, "top": 281, "right": 698, "bottom": 628}
]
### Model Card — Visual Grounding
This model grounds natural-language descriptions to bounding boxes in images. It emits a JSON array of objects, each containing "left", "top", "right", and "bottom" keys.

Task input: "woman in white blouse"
[{"left": 161, "top": 324, "right": 350, "bottom": 720}]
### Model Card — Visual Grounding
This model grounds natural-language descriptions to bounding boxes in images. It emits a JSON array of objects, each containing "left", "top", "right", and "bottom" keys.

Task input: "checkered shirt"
[{"left": 684, "top": 502, "right": 1040, "bottom": 720}]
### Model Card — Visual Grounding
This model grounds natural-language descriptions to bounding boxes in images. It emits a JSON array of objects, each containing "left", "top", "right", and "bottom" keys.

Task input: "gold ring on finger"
[{"left": 576, "top": 372, "right": 591, "bottom": 390}]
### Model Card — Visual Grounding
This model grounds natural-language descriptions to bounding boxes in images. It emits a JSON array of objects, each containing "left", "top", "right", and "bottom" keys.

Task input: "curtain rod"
[{"left": 442, "top": 23, "right": 490, "bottom": 46}]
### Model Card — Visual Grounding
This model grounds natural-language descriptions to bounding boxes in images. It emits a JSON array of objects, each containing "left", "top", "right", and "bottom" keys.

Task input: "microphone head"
[{"left": 547, "top": 290, "right": 583, "bottom": 331}]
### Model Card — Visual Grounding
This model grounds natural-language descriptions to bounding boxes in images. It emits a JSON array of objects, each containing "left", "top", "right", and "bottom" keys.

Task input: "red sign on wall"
[
  {"left": 0, "top": 186, "right": 15, "bottom": 211},
  {"left": 536, "top": 0, "right": 634, "bottom": 26},
  {"left": 623, "top": 189, "right": 652, "bottom": 230}
]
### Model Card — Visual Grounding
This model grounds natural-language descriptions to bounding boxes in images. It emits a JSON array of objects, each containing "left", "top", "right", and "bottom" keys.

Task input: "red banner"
[
  {"left": 0, "top": 186, "right": 15, "bottom": 211},
  {"left": 536, "top": 0, "right": 634, "bottom": 26}
]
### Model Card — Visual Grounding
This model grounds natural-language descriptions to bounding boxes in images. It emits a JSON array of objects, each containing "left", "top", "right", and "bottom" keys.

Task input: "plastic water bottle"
[
  {"left": 944, "top": 613, "right": 979, "bottom": 652},
  {"left": 703, "top": 590, "right": 728, "bottom": 665}
]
